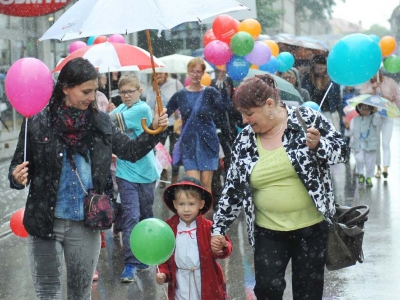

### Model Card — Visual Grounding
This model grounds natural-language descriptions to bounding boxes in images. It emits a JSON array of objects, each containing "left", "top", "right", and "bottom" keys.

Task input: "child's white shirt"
[{"left": 175, "top": 219, "right": 201, "bottom": 300}]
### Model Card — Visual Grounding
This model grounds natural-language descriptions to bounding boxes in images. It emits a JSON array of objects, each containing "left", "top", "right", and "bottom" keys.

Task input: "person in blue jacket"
[{"left": 109, "top": 74, "right": 160, "bottom": 282}]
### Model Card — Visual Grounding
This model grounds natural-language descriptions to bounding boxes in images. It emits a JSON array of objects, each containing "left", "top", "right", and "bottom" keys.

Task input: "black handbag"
[{"left": 325, "top": 203, "right": 370, "bottom": 271}]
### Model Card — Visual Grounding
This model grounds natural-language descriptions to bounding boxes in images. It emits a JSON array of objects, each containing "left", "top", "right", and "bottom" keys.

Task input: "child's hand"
[
  {"left": 211, "top": 235, "right": 226, "bottom": 256},
  {"left": 156, "top": 272, "right": 166, "bottom": 285}
]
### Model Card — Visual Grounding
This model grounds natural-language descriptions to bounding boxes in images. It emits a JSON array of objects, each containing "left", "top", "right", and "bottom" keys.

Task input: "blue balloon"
[
  {"left": 226, "top": 56, "right": 250, "bottom": 81},
  {"left": 259, "top": 56, "right": 279, "bottom": 74},
  {"left": 327, "top": 34, "right": 382, "bottom": 86},
  {"left": 87, "top": 36, "right": 97, "bottom": 46},
  {"left": 277, "top": 52, "right": 295, "bottom": 72},
  {"left": 369, "top": 34, "right": 380, "bottom": 44},
  {"left": 302, "top": 101, "right": 320, "bottom": 111}
]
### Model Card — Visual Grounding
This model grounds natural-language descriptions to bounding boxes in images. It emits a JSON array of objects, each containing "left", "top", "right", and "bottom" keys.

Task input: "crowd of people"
[{"left": 8, "top": 46, "right": 400, "bottom": 299}]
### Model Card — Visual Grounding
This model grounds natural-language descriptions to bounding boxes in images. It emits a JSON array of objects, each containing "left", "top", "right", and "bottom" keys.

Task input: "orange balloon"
[
  {"left": 216, "top": 65, "right": 226, "bottom": 71},
  {"left": 379, "top": 36, "right": 397, "bottom": 57},
  {"left": 238, "top": 19, "right": 262, "bottom": 39},
  {"left": 94, "top": 35, "right": 107, "bottom": 44},
  {"left": 264, "top": 40, "right": 280, "bottom": 57},
  {"left": 250, "top": 64, "right": 259, "bottom": 69},
  {"left": 201, "top": 73, "right": 211, "bottom": 86}
]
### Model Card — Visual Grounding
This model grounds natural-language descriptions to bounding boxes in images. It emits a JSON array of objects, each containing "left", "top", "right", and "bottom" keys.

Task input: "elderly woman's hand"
[
  {"left": 306, "top": 127, "right": 321, "bottom": 150},
  {"left": 152, "top": 107, "right": 168, "bottom": 130}
]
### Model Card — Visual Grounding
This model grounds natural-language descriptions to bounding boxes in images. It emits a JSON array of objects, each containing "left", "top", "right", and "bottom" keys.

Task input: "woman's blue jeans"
[{"left": 28, "top": 218, "right": 100, "bottom": 300}]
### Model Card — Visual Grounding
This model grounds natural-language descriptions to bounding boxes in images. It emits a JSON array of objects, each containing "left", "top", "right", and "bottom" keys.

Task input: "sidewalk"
[{"left": 0, "top": 130, "right": 18, "bottom": 162}]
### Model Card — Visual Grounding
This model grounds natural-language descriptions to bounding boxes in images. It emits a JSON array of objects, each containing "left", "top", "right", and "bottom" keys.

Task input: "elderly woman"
[{"left": 211, "top": 74, "right": 349, "bottom": 299}]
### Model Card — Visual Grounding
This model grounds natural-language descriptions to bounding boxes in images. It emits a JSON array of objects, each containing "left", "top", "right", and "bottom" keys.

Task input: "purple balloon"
[
  {"left": 68, "top": 41, "right": 87, "bottom": 54},
  {"left": 245, "top": 41, "right": 271, "bottom": 66},
  {"left": 204, "top": 40, "right": 232, "bottom": 66},
  {"left": 108, "top": 34, "right": 125, "bottom": 44},
  {"left": 5, "top": 58, "right": 53, "bottom": 117}
]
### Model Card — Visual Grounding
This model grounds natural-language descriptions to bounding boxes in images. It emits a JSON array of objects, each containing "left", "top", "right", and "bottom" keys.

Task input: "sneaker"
[
  {"left": 120, "top": 264, "right": 136, "bottom": 282},
  {"left": 137, "top": 263, "right": 150, "bottom": 272},
  {"left": 359, "top": 175, "right": 365, "bottom": 184},
  {"left": 93, "top": 269, "right": 99, "bottom": 281},
  {"left": 366, "top": 178, "right": 373, "bottom": 188}
]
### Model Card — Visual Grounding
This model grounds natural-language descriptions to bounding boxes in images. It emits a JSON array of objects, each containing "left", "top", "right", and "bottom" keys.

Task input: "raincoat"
[{"left": 158, "top": 214, "right": 232, "bottom": 300}]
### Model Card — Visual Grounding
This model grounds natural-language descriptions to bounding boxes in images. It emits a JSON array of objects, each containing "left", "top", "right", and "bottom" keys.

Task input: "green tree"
[
  {"left": 295, "top": 0, "right": 344, "bottom": 21},
  {"left": 137, "top": 30, "right": 183, "bottom": 57},
  {"left": 256, "top": 0, "right": 283, "bottom": 32},
  {"left": 364, "top": 24, "right": 390, "bottom": 38}
]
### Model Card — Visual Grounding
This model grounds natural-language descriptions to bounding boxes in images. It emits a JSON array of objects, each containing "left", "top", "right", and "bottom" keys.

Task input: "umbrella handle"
[{"left": 141, "top": 29, "right": 166, "bottom": 135}]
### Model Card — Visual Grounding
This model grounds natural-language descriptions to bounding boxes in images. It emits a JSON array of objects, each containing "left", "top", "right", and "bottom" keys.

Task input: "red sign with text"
[{"left": 0, "top": 0, "right": 70, "bottom": 17}]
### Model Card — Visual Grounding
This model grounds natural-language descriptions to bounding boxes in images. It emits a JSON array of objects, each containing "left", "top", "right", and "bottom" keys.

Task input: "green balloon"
[
  {"left": 130, "top": 218, "right": 175, "bottom": 265},
  {"left": 230, "top": 31, "right": 254, "bottom": 56},
  {"left": 383, "top": 56, "right": 400, "bottom": 73}
]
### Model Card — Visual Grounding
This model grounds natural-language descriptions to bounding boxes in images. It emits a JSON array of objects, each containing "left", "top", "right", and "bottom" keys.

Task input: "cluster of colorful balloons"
[
  {"left": 130, "top": 218, "right": 175, "bottom": 265},
  {"left": 379, "top": 36, "right": 400, "bottom": 74},
  {"left": 203, "top": 14, "right": 294, "bottom": 81},
  {"left": 328, "top": 33, "right": 400, "bottom": 86},
  {"left": 68, "top": 34, "right": 126, "bottom": 54}
]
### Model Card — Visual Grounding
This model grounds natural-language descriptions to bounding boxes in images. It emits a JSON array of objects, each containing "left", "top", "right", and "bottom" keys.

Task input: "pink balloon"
[
  {"left": 108, "top": 34, "right": 125, "bottom": 44},
  {"left": 5, "top": 58, "right": 53, "bottom": 117},
  {"left": 184, "top": 76, "right": 190, "bottom": 86},
  {"left": 68, "top": 41, "right": 87, "bottom": 54},
  {"left": 245, "top": 41, "right": 272, "bottom": 66},
  {"left": 204, "top": 40, "right": 232, "bottom": 66}
]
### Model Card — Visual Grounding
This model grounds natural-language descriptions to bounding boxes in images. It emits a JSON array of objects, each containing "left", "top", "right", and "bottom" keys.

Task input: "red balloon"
[
  {"left": 10, "top": 208, "right": 28, "bottom": 238},
  {"left": 93, "top": 35, "right": 107, "bottom": 44},
  {"left": 203, "top": 29, "right": 217, "bottom": 47},
  {"left": 212, "top": 14, "right": 238, "bottom": 44}
]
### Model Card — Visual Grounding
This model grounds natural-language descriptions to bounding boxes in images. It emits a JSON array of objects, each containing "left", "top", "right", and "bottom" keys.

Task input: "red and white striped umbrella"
[{"left": 52, "top": 41, "right": 164, "bottom": 73}]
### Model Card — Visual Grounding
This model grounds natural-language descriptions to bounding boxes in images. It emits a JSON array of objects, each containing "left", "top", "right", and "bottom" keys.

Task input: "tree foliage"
[
  {"left": 256, "top": 0, "right": 283, "bottom": 32},
  {"left": 363, "top": 24, "right": 390, "bottom": 38},
  {"left": 296, "top": 0, "right": 344, "bottom": 21}
]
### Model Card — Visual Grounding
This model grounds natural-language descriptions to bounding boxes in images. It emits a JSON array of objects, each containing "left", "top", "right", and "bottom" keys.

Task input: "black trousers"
[{"left": 253, "top": 221, "right": 328, "bottom": 300}]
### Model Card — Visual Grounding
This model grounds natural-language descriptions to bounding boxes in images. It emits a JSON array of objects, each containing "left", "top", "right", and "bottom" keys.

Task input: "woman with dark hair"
[
  {"left": 211, "top": 74, "right": 349, "bottom": 299},
  {"left": 8, "top": 57, "right": 168, "bottom": 299},
  {"left": 302, "top": 54, "right": 341, "bottom": 126}
]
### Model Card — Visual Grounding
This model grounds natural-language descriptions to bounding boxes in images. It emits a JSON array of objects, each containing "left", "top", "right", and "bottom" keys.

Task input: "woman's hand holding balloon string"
[
  {"left": 306, "top": 127, "right": 321, "bottom": 150},
  {"left": 12, "top": 161, "right": 29, "bottom": 185}
]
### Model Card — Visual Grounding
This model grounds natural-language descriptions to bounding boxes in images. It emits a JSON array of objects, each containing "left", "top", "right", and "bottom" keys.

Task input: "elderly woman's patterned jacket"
[{"left": 212, "top": 105, "right": 350, "bottom": 248}]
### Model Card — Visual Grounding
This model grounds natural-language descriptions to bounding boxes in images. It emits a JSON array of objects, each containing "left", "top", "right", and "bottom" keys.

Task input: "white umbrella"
[
  {"left": 141, "top": 54, "right": 214, "bottom": 74},
  {"left": 39, "top": 0, "right": 248, "bottom": 41},
  {"left": 39, "top": 0, "right": 248, "bottom": 134}
]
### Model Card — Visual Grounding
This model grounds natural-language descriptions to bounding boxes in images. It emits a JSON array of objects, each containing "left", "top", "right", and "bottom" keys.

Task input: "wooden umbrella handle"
[{"left": 142, "top": 29, "right": 166, "bottom": 135}]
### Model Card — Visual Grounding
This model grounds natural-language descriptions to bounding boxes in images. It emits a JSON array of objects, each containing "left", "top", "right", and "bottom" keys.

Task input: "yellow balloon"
[
  {"left": 238, "top": 19, "right": 262, "bottom": 39},
  {"left": 264, "top": 40, "right": 280, "bottom": 57},
  {"left": 201, "top": 73, "right": 211, "bottom": 86},
  {"left": 250, "top": 65, "right": 259, "bottom": 69}
]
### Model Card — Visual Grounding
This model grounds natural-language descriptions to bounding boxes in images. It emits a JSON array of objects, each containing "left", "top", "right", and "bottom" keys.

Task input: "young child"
[
  {"left": 109, "top": 74, "right": 160, "bottom": 282},
  {"left": 156, "top": 176, "right": 232, "bottom": 299},
  {"left": 346, "top": 103, "right": 381, "bottom": 187}
]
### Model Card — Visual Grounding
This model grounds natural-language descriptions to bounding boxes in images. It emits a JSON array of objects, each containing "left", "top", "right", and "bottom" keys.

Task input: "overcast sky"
[{"left": 332, "top": 0, "right": 400, "bottom": 30}]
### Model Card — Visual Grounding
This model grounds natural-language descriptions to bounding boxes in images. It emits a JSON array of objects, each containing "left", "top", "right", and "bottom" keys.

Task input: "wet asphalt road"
[{"left": 1, "top": 120, "right": 400, "bottom": 299}]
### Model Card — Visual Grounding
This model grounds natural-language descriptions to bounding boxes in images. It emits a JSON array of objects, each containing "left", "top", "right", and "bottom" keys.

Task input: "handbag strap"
[
  {"left": 337, "top": 205, "right": 370, "bottom": 226},
  {"left": 69, "top": 156, "right": 88, "bottom": 195}
]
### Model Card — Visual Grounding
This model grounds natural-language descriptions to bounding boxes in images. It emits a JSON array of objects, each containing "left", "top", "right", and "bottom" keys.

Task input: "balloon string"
[
  {"left": 24, "top": 118, "right": 28, "bottom": 192},
  {"left": 157, "top": 265, "right": 169, "bottom": 299},
  {"left": 311, "top": 82, "right": 333, "bottom": 128}
]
